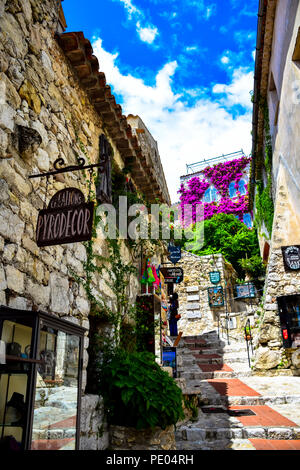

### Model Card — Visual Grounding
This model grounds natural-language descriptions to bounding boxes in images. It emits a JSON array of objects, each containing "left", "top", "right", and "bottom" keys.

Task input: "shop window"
[
  {"left": 0, "top": 307, "right": 84, "bottom": 451},
  {"left": 277, "top": 294, "right": 300, "bottom": 348}
]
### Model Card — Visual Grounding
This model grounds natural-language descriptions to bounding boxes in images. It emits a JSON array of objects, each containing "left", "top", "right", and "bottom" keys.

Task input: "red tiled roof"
[{"left": 55, "top": 31, "right": 166, "bottom": 203}]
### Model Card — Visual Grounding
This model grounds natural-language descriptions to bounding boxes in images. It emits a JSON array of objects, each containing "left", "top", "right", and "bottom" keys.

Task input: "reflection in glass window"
[
  {"left": 243, "top": 213, "right": 252, "bottom": 228},
  {"left": 31, "top": 327, "right": 80, "bottom": 450},
  {"left": 238, "top": 179, "right": 247, "bottom": 195},
  {"left": 204, "top": 187, "right": 219, "bottom": 203},
  {"left": 229, "top": 182, "right": 237, "bottom": 198}
]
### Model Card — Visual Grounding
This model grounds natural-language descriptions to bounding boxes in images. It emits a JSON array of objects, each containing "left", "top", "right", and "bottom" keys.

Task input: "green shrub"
[{"left": 98, "top": 349, "right": 184, "bottom": 430}]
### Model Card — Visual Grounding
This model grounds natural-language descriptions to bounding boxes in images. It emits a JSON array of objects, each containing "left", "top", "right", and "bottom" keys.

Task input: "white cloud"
[
  {"left": 221, "top": 56, "right": 230, "bottom": 64},
  {"left": 92, "top": 38, "right": 254, "bottom": 202},
  {"left": 136, "top": 22, "right": 159, "bottom": 44},
  {"left": 205, "top": 4, "right": 217, "bottom": 19},
  {"left": 118, "top": 0, "right": 139, "bottom": 19},
  {"left": 185, "top": 45, "right": 198, "bottom": 53},
  {"left": 116, "top": 0, "right": 159, "bottom": 44},
  {"left": 212, "top": 68, "right": 254, "bottom": 110}
]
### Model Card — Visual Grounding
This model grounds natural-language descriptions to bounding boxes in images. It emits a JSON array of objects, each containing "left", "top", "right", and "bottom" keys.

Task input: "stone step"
[
  {"left": 176, "top": 425, "right": 300, "bottom": 442},
  {"left": 180, "top": 356, "right": 249, "bottom": 365},
  {"left": 176, "top": 438, "right": 256, "bottom": 450},
  {"left": 178, "top": 370, "right": 253, "bottom": 380},
  {"left": 182, "top": 342, "right": 247, "bottom": 351},
  {"left": 197, "top": 394, "right": 300, "bottom": 407}
]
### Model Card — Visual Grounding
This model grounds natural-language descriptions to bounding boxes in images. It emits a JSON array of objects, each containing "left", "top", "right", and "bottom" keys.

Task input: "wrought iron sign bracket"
[{"left": 29, "top": 157, "right": 108, "bottom": 180}]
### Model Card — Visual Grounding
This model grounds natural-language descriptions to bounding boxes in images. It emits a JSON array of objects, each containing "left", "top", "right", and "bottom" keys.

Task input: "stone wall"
[
  {"left": 80, "top": 395, "right": 109, "bottom": 450},
  {"left": 0, "top": 0, "right": 155, "bottom": 449},
  {"left": 174, "top": 251, "right": 254, "bottom": 337},
  {"left": 253, "top": 174, "right": 300, "bottom": 372},
  {"left": 109, "top": 424, "right": 176, "bottom": 450}
]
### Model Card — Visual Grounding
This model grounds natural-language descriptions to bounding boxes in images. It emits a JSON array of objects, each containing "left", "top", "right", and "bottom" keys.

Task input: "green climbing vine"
[{"left": 254, "top": 100, "right": 274, "bottom": 237}]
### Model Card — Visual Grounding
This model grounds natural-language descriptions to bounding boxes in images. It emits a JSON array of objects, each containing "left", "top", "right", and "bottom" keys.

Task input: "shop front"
[
  {"left": 0, "top": 306, "right": 85, "bottom": 451},
  {"left": 277, "top": 294, "right": 300, "bottom": 349}
]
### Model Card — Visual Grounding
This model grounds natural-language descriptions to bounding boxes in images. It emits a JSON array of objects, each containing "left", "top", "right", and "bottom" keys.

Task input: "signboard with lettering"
[
  {"left": 209, "top": 271, "right": 221, "bottom": 284},
  {"left": 236, "top": 283, "right": 256, "bottom": 299},
  {"left": 160, "top": 267, "right": 183, "bottom": 284},
  {"left": 36, "top": 188, "right": 94, "bottom": 247},
  {"left": 207, "top": 286, "right": 224, "bottom": 307},
  {"left": 168, "top": 244, "right": 181, "bottom": 264},
  {"left": 281, "top": 246, "right": 300, "bottom": 272}
]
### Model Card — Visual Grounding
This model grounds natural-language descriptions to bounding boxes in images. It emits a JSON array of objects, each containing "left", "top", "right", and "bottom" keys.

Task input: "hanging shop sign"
[
  {"left": 281, "top": 246, "right": 300, "bottom": 272},
  {"left": 209, "top": 271, "right": 221, "bottom": 284},
  {"left": 160, "top": 267, "right": 183, "bottom": 284},
  {"left": 36, "top": 188, "right": 94, "bottom": 247},
  {"left": 208, "top": 286, "right": 224, "bottom": 307},
  {"left": 168, "top": 244, "right": 181, "bottom": 265},
  {"left": 236, "top": 283, "right": 256, "bottom": 299}
]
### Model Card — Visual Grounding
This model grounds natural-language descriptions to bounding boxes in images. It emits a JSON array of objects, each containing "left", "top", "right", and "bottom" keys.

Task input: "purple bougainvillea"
[{"left": 178, "top": 156, "right": 251, "bottom": 225}]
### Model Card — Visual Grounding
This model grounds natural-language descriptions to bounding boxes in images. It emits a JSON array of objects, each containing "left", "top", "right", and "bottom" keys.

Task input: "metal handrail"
[{"left": 244, "top": 318, "right": 254, "bottom": 367}]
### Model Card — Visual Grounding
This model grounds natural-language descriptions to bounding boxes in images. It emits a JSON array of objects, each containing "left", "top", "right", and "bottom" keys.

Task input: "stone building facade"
[
  {"left": 174, "top": 251, "right": 258, "bottom": 338},
  {"left": 250, "top": 0, "right": 300, "bottom": 372},
  {"left": 0, "top": 0, "right": 170, "bottom": 450}
]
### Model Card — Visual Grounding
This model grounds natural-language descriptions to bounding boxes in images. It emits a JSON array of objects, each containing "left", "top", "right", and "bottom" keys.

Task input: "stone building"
[
  {"left": 179, "top": 151, "right": 253, "bottom": 228},
  {"left": 174, "top": 251, "right": 259, "bottom": 339},
  {"left": 250, "top": 0, "right": 300, "bottom": 372},
  {"left": 0, "top": 0, "right": 170, "bottom": 450}
]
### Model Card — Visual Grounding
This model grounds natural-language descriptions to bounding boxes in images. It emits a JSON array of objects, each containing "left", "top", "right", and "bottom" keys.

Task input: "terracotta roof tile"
[{"left": 56, "top": 31, "right": 167, "bottom": 203}]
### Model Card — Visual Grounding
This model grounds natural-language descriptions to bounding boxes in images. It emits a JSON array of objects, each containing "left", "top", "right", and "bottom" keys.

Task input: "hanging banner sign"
[
  {"left": 168, "top": 244, "right": 181, "bottom": 264},
  {"left": 160, "top": 267, "right": 183, "bottom": 284},
  {"left": 209, "top": 271, "right": 221, "bottom": 284},
  {"left": 36, "top": 188, "right": 94, "bottom": 247},
  {"left": 281, "top": 246, "right": 300, "bottom": 272}
]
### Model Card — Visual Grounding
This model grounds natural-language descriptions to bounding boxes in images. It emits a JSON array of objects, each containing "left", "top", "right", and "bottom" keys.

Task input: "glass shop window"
[
  {"left": 0, "top": 317, "right": 34, "bottom": 449},
  {"left": 31, "top": 326, "right": 80, "bottom": 450},
  {"left": 277, "top": 294, "right": 300, "bottom": 349}
]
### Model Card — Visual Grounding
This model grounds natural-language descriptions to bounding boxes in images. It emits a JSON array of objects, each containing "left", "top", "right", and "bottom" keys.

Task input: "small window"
[
  {"left": 229, "top": 182, "right": 237, "bottom": 198},
  {"left": 210, "top": 187, "right": 219, "bottom": 202},
  {"left": 238, "top": 179, "right": 247, "bottom": 195},
  {"left": 204, "top": 187, "right": 219, "bottom": 203},
  {"left": 243, "top": 213, "right": 252, "bottom": 229}
]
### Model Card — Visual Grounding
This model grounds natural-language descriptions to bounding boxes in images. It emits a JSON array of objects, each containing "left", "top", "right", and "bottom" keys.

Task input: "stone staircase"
[{"left": 175, "top": 330, "right": 300, "bottom": 450}]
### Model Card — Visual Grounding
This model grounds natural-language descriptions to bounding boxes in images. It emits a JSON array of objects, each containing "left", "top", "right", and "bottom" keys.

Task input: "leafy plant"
[
  {"left": 98, "top": 349, "right": 184, "bottom": 430},
  {"left": 254, "top": 100, "right": 274, "bottom": 236},
  {"left": 238, "top": 254, "right": 266, "bottom": 279},
  {"left": 182, "top": 213, "right": 264, "bottom": 279}
]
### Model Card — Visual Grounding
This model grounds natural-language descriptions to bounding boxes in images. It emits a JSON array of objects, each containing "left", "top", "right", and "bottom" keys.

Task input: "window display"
[{"left": 0, "top": 307, "right": 84, "bottom": 451}]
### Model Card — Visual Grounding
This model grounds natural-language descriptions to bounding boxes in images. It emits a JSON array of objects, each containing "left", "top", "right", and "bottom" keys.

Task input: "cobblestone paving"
[{"left": 176, "top": 330, "right": 300, "bottom": 450}]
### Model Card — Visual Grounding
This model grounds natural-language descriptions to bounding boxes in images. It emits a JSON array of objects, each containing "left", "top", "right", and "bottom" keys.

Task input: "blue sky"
[{"left": 63, "top": 0, "right": 259, "bottom": 202}]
